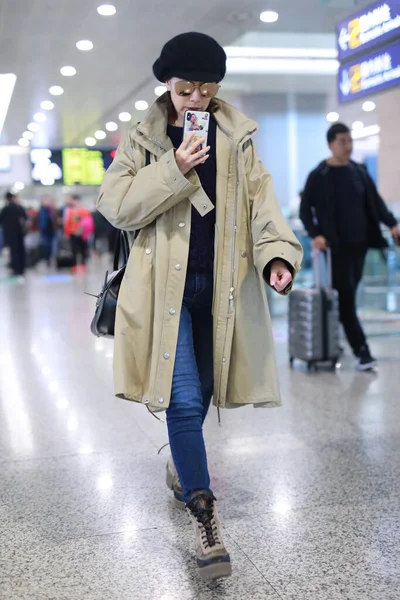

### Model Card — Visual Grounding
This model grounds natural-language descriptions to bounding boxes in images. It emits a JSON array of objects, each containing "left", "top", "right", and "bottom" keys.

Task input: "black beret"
[{"left": 153, "top": 32, "right": 226, "bottom": 83}]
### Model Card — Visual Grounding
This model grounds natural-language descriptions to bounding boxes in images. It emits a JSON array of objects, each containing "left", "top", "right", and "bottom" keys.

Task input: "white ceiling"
[{"left": 0, "top": 0, "right": 374, "bottom": 149}]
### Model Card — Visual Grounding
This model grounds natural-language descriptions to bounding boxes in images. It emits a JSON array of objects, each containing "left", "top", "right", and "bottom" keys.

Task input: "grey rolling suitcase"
[{"left": 289, "top": 249, "right": 340, "bottom": 371}]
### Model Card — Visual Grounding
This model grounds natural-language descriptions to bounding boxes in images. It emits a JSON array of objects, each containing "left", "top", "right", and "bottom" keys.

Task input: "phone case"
[{"left": 183, "top": 111, "right": 210, "bottom": 149}]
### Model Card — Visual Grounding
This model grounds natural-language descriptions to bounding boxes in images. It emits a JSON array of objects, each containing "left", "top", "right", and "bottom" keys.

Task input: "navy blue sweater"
[{"left": 167, "top": 118, "right": 216, "bottom": 273}]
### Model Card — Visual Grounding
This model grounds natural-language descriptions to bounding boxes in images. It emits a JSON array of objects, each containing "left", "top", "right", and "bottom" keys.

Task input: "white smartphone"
[{"left": 183, "top": 111, "right": 210, "bottom": 150}]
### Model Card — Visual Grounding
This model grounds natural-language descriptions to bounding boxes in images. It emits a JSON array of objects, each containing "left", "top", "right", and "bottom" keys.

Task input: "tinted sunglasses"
[{"left": 174, "top": 81, "right": 220, "bottom": 98}]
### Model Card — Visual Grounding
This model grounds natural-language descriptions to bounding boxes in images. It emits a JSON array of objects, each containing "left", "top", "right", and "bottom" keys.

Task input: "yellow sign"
[
  {"left": 350, "top": 64, "right": 361, "bottom": 94},
  {"left": 62, "top": 148, "right": 105, "bottom": 186},
  {"left": 348, "top": 17, "right": 361, "bottom": 50}
]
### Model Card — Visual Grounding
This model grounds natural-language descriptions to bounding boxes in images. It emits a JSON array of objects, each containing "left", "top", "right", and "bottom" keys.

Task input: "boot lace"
[{"left": 188, "top": 494, "right": 220, "bottom": 549}]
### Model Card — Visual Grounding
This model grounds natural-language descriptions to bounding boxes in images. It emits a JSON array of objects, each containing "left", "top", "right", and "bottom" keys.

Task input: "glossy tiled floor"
[{"left": 1, "top": 260, "right": 400, "bottom": 600}]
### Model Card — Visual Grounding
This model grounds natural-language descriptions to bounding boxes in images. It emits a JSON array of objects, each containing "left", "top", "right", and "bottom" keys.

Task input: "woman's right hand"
[{"left": 175, "top": 131, "right": 210, "bottom": 176}]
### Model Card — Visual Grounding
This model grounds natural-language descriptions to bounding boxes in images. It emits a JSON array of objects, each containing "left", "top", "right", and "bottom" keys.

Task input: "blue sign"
[
  {"left": 336, "top": 1, "right": 400, "bottom": 62},
  {"left": 338, "top": 39, "right": 400, "bottom": 103}
]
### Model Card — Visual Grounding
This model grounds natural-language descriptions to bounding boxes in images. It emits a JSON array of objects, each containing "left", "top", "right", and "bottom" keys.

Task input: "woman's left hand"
[{"left": 269, "top": 260, "right": 293, "bottom": 292}]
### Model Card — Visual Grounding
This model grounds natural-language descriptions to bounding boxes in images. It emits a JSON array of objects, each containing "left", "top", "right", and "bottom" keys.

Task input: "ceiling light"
[
  {"left": 76, "top": 40, "right": 94, "bottom": 51},
  {"left": 27, "top": 122, "right": 40, "bottom": 132},
  {"left": 155, "top": 85, "right": 167, "bottom": 97},
  {"left": 41, "top": 176, "right": 55, "bottom": 185},
  {"left": 31, "top": 148, "right": 52, "bottom": 161},
  {"left": 119, "top": 112, "right": 132, "bottom": 122},
  {"left": 326, "top": 112, "right": 339, "bottom": 123},
  {"left": 14, "top": 182, "right": 25, "bottom": 191},
  {"left": 85, "top": 137, "right": 96, "bottom": 146},
  {"left": 352, "top": 124, "right": 380, "bottom": 139},
  {"left": 226, "top": 57, "right": 338, "bottom": 75},
  {"left": 33, "top": 112, "right": 46, "bottom": 122},
  {"left": 97, "top": 4, "right": 116, "bottom": 16},
  {"left": 18, "top": 138, "right": 30, "bottom": 147},
  {"left": 40, "top": 100, "right": 55, "bottom": 110},
  {"left": 352, "top": 121, "right": 364, "bottom": 131},
  {"left": 105, "top": 121, "right": 118, "bottom": 131},
  {"left": 0, "top": 73, "right": 17, "bottom": 138},
  {"left": 49, "top": 86, "right": 64, "bottom": 96},
  {"left": 60, "top": 66, "right": 77, "bottom": 77},
  {"left": 22, "top": 131, "right": 34, "bottom": 140},
  {"left": 95, "top": 130, "right": 107, "bottom": 140},
  {"left": 260, "top": 10, "right": 279, "bottom": 23},
  {"left": 362, "top": 100, "right": 376, "bottom": 112},
  {"left": 0, "top": 149, "right": 11, "bottom": 171},
  {"left": 225, "top": 46, "right": 338, "bottom": 59},
  {"left": 135, "top": 100, "right": 148, "bottom": 111}
]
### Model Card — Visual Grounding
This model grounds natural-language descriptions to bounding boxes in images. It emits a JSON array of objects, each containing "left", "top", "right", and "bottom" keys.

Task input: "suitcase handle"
[{"left": 312, "top": 248, "right": 332, "bottom": 290}]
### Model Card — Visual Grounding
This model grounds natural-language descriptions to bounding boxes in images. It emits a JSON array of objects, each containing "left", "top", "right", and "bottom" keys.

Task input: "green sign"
[{"left": 62, "top": 148, "right": 105, "bottom": 186}]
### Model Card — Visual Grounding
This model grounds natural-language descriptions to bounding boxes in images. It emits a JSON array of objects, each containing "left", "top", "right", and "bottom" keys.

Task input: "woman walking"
[{"left": 97, "top": 32, "right": 302, "bottom": 581}]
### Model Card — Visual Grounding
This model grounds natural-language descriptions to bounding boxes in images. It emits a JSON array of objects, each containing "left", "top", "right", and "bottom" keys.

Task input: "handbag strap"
[
  {"left": 113, "top": 231, "right": 129, "bottom": 270},
  {"left": 112, "top": 148, "right": 152, "bottom": 271}
]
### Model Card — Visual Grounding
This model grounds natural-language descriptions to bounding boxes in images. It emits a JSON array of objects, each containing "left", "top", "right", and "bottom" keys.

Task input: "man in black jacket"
[
  {"left": 300, "top": 123, "right": 400, "bottom": 371},
  {"left": 0, "top": 191, "right": 27, "bottom": 278}
]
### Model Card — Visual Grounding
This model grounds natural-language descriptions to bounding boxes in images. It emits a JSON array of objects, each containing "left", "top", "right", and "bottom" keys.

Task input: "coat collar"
[{"left": 133, "top": 95, "right": 258, "bottom": 155}]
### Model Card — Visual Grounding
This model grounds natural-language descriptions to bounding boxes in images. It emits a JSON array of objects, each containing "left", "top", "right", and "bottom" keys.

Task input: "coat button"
[
  {"left": 241, "top": 251, "right": 247, "bottom": 258},
  {"left": 145, "top": 248, "right": 152, "bottom": 255},
  {"left": 222, "top": 357, "right": 227, "bottom": 363},
  {"left": 169, "top": 308, "right": 176, "bottom": 315},
  {"left": 175, "top": 264, "right": 182, "bottom": 271},
  {"left": 159, "top": 397, "right": 165, "bottom": 404},
  {"left": 163, "top": 353, "right": 170, "bottom": 359},
  {"left": 178, "top": 222, "right": 185, "bottom": 228}
]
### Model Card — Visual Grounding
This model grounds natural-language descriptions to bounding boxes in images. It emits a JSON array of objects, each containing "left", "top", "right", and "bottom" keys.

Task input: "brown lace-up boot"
[{"left": 166, "top": 458, "right": 185, "bottom": 509}]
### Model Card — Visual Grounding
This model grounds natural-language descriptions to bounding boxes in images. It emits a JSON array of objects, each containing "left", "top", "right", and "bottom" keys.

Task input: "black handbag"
[
  {"left": 89, "top": 150, "right": 150, "bottom": 338},
  {"left": 89, "top": 230, "right": 131, "bottom": 337}
]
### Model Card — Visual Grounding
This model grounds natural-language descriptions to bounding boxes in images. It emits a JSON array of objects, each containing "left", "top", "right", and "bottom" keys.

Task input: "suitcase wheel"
[
  {"left": 307, "top": 361, "right": 317, "bottom": 373},
  {"left": 289, "top": 356, "right": 294, "bottom": 368}
]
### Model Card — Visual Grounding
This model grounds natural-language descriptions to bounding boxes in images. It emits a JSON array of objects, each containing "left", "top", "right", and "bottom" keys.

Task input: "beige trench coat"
[{"left": 97, "top": 96, "right": 303, "bottom": 413}]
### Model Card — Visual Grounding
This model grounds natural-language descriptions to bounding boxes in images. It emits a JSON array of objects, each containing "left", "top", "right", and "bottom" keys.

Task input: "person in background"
[
  {"left": 80, "top": 210, "right": 95, "bottom": 253},
  {"left": 300, "top": 122, "right": 400, "bottom": 371},
  {"left": 64, "top": 194, "right": 94, "bottom": 271},
  {"left": 97, "top": 31, "right": 302, "bottom": 581},
  {"left": 53, "top": 196, "right": 73, "bottom": 259},
  {"left": 38, "top": 196, "right": 56, "bottom": 265},
  {"left": 0, "top": 191, "right": 27, "bottom": 278},
  {"left": 25, "top": 206, "right": 39, "bottom": 233}
]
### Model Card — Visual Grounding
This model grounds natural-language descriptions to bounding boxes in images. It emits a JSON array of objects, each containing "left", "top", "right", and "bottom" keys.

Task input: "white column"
[
  {"left": 287, "top": 93, "right": 299, "bottom": 214},
  {"left": 377, "top": 88, "right": 400, "bottom": 207}
]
